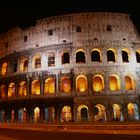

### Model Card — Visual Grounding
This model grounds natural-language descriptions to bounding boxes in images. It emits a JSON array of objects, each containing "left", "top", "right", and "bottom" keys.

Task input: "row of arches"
[
  {"left": 0, "top": 75, "right": 135, "bottom": 98},
  {"left": 1, "top": 48, "right": 140, "bottom": 76},
  {"left": 0, "top": 103, "right": 139, "bottom": 123}
]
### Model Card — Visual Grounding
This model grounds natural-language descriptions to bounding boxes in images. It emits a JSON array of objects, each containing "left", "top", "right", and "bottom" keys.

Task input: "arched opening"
[
  {"left": 76, "top": 75, "right": 87, "bottom": 92},
  {"left": 94, "top": 104, "right": 106, "bottom": 122},
  {"left": 122, "top": 50, "right": 129, "bottom": 62},
  {"left": 31, "top": 80, "right": 40, "bottom": 95},
  {"left": 18, "top": 108, "right": 27, "bottom": 123},
  {"left": 109, "top": 75, "right": 120, "bottom": 91},
  {"left": 61, "top": 106, "right": 72, "bottom": 122},
  {"left": 76, "top": 50, "right": 86, "bottom": 63},
  {"left": 0, "top": 85, "right": 5, "bottom": 98},
  {"left": 62, "top": 52, "right": 70, "bottom": 64},
  {"left": 112, "top": 104, "right": 123, "bottom": 121},
  {"left": 20, "top": 58, "right": 28, "bottom": 72},
  {"left": 125, "top": 76, "right": 134, "bottom": 90},
  {"left": 92, "top": 75, "right": 104, "bottom": 92},
  {"left": 34, "top": 107, "right": 40, "bottom": 122},
  {"left": 107, "top": 49, "right": 116, "bottom": 62},
  {"left": 136, "top": 51, "right": 140, "bottom": 63},
  {"left": 0, "top": 110, "right": 5, "bottom": 123},
  {"left": 13, "top": 60, "right": 18, "bottom": 73},
  {"left": 32, "top": 55, "right": 41, "bottom": 69},
  {"left": 8, "top": 83, "right": 16, "bottom": 98},
  {"left": 44, "top": 78, "right": 55, "bottom": 94},
  {"left": 91, "top": 49, "right": 101, "bottom": 62},
  {"left": 128, "top": 103, "right": 139, "bottom": 121},
  {"left": 18, "top": 81, "right": 27, "bottom": 96},
  {"left": 1, "top": 62, "right": 8, "bottom": 76},
  {"left": 77, "top": 105, "right": 89, "bottom": 122},
  {"left": 60, "top": 76, "right": 71, "bottom": 93},
  {"left": 48, "top": 52, "right": 55, "bottom": 67},
  {"left": 11, "top": 109, "right": 15, "bottom": 123},
  {"left": 44, "top": 107, "right": 55, "bottom": 123}
]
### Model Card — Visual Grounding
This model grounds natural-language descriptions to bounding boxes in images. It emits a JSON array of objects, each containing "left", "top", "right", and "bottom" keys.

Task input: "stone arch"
[
  {"left": 122, "top": 48, "right": 130, "bottom": 63},
  {"left": 76, "top": 75, "right": 87, "bottom": 92},
  {"left": 125, "top": 75, "right": 135, "bottom": 90},
  {"left": 112, "top": 104, "right": 123, "bottom": 121},
  {"left": 92, "top": 75, "right": 104, "bottom": 92},
  {"left": 61, "top": 51, "right": 70, "bottom": 64},
  {"left": 60, "top": 76, "right": 71, "bottom": 93},
  {"left": 34, "top": 107, "right": 40, "bottom": 122},
  {"left": 8, "top": 83, "right": 16, "bottom": 98},
  {"left": 32, "top": 54, "right": 41, "bottom": 69},
  {"left": 1, "top": 62, "right": 8, "bottom": 76},
  {"left": 0, "top": 85, "right": 6, "bottom": 98},
  {"left": 77, "top": 105, "right": 89, "bottom": 122},
  {"left": 18, "top": 108, "right": 27, "bottom": 123},
  {"left": 107, "top": 48, "right": 116, "bottom": 62},
  {"left": 61, "top": 106, "right": 72, "bottom": 122},
  {"left": 76, "top": 49, "right": 86, "bottom": 63},
  {"left": 109, "top": 75, "right": 120, "bottom": 91},
  {"left": 127, "top": 103, "right": 139, "bottom": 120},
  {"left": 31, "top": 80, "right": 40, "bottom": 95},
  {"left": 91, "top": 48, "right": 101, "bottom": 62},
  {"left": 18, "top": 81, "right": 27, "bottom": 96},
  {"left": 20, "top": 57, "right": 28, "bottom": 72},
  {"left": 94, "top": 104, "right": 106, "bottom": 122},
  {"left": 48, "top": 52, "right": 55, "bottom": 67},
  {"left": 44, "top": 78, "right": 55, "bottom": 94},
  {"left": 135, "top": 50, "right": 140, "bottom": 63}
]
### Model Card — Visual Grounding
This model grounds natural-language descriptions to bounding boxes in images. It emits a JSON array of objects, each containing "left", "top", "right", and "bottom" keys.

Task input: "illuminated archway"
[
  {"left": 91, "top": 49, "right": 101, "bottom": 62},
  {"left": 60, "top": 76, "right": 71, "bottom": 93},
  {"left": 76, "top": 75, "right": 87, "bottom": 92},
  {"left": 77, "top": 105, "right": 89, "bottom": 122},
  {"left": 48, "top": 52, "right": 55, "bottom": 67},
  {"left": 44, "top": 107, "right": 55, "bottom": 123},
  {"left": 44, "top": 78, "right": 55, "bottom": 94},
  {"left": 34, "top": 107, "right": 40, "bottom": 122},
  {"left": 92, "top": 75, "right": 104, "bottom": 92},
  {"left": 61, "top": 106, "right": 72, "bottom": 122},
  {"left": 125, "top": 76, "right": 134, "bottom": 90},
  {"left": 128, "top": 103, "right": 139, "bottom": 120},
  {"left": 76, "top": 49, "right": 86, "bottom": 63},
  {"left": 1, "top": 62, "right": 8, "bottom": 76},
  {"left": 18, "top": 108, "right": 27, "bottom": 123},
  {"left": 94, "top": 104, "right": 106, "bottom": 121},
  {"left": 112, "top": 104, "right": 123, "bottom": 121},
  {"left": 109, "top": 75, "right": 120, "bottom": 91},
  {"left": 8, "top": 83, "right": 16, "bottom": 98},
  {"left": 18, "top": 81, "right": 27, "bottom": 96},
  {"left": 31, "top": 80, "right": 40, "bottom": 95},
  {"left": 107, "top": 48, "right": 116, "bottom": 63},
  {"left": 32, "top": 55, "right": 41, "bottom": 69},
  {"left": 20, "top": 58, "right": 28, "bottom": 72},
  {"left": 0, "top": 85, "right": 5, "bottom": 98}
]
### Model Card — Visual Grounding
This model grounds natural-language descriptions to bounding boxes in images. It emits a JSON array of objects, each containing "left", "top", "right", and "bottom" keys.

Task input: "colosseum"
[{"left": 0, "top": 12, "right": 140, "bottom": 123}]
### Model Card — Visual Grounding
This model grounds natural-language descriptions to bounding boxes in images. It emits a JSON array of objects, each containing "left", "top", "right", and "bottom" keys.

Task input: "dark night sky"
[{"left": 0, "top": 0, "right": 140, "bottom": 33}]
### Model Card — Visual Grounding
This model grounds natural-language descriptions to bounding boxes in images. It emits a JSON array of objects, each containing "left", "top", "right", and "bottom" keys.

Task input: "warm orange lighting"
[
  {"left": 34, "top": 107, "right": 40, "bottom": 122},
  {"left": 44, "top": 78, "right": 55, "bottom": 94},
  {"left": 31, "top": 80, "right": 40, "bottom": 95},
  {"left": 61, "top": 106, "right": 72, "bottom": 122},
  {"left": 109, "top": 75, "right": 120, "bottom": 91},
  {"left": 93, "top": 75, "right": 104, "bottom": 92},
  {"left": 60, "top": 76, "right": 71, "bottom": 93},
  {"left": 0, "top": 85, "right": 5, "bottom": 98},
  {"left": 1, "top": 62, "right": 7, "bottom": 76},
  {"left": 18, "top": 81, "right": 27, "bottom": 96},
  {"left": 8, "top": 83, "right": 15, "bottom": 98},
  {"left": 125, "top": 76, "right": 134, "bottom": 90},
  {"left": 76, "top": 75, "right": 87, "bottom": 92}
]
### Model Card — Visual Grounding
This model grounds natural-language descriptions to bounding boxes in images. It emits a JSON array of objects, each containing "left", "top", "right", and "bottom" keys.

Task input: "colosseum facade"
[{"left": 0, "top": 12, "right": 140, "bottom": 123}]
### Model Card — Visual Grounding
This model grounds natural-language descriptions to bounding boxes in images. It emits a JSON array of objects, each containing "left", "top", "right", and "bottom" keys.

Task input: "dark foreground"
[{"left": 0, "top": 128, "right": 140, "bottom": 140}]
